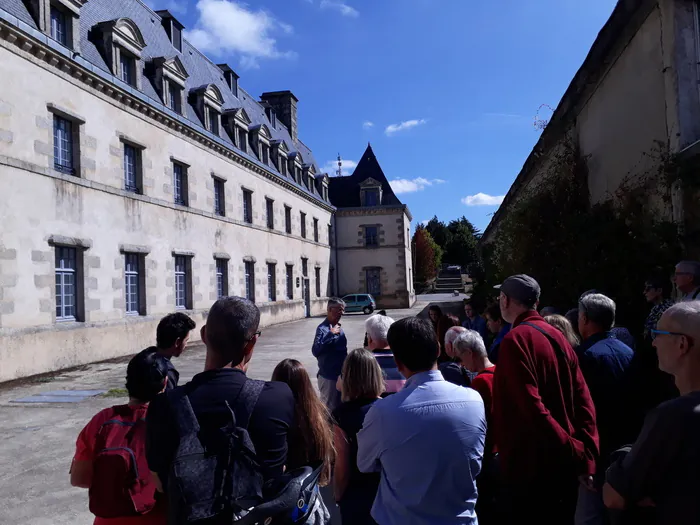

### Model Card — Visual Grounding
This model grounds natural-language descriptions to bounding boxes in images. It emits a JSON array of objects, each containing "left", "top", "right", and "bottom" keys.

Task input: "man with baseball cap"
[{"left": 492, "top": 274, "right": 599, "bottom": 525}]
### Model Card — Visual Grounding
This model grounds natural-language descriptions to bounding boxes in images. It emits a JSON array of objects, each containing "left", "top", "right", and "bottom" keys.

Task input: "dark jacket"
[
  {"left": 492, "top": 311, "right": 599, "bottom": 483},
  {"left": 312, "top": 319, "right": 348, "bottom": 380}
]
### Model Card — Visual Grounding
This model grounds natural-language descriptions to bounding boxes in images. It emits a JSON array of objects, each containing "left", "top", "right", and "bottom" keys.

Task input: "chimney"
[{"left": 260, "top": 91, "right": 299, "bottom": 142}]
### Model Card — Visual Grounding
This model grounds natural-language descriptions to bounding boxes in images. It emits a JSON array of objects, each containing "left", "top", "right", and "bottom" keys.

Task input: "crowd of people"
[{"left": 67, "top": 259, "right": 700, "bottom": 525}]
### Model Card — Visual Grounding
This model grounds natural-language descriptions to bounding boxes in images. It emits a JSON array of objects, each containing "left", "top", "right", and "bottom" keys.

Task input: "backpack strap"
[
  {"left": 522, "top": 322, "right": 572, "bottom": 367},
  {"left": 236, "top": 379, "right": 265, "bottom": 429}
]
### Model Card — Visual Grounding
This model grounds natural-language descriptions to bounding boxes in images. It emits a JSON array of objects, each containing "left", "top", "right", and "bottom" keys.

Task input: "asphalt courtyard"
[{"left": 0, "top": 295, "right": 463, "bottom": 524}]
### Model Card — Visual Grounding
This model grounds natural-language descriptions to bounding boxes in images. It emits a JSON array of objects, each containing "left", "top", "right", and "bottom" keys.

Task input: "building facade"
[
  {"left": 329, "top": 145, "right": 415, "bottom": 309},
  {"left": 482, "top": 0, "right": 700, "bottom": 248},
  {"left": 0, "top": 0, "right": 336, "bottom": 380}
]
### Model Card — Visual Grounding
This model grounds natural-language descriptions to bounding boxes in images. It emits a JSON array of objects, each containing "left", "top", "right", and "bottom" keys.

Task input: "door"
[{"left": 303, "top": 278, "right": 311, "bottom": 318}]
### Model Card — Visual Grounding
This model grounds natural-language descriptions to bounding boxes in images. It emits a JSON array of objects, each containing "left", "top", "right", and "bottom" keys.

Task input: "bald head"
[
  {"left": 663, "top": 301, "right": 700, "bottom": 339},
  {"left": 444, "top": 326, "right": 467, "bottom": 358},
  {"left": 655, "top": 301, "right": 700, "bottom": 387}
]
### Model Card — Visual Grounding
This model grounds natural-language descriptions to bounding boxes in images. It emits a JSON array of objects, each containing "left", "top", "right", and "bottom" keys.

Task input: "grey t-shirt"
[{"left": 606, "top": 391, "right": 700, "bottom": 524}]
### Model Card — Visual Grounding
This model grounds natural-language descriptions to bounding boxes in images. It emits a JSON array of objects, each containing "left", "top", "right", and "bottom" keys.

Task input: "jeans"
[
  {"left": 575, "top": 485, "right": 609, "bottom": 525},
  {"left": 317, "top": 376, "right": 341, "bottom": 412}
]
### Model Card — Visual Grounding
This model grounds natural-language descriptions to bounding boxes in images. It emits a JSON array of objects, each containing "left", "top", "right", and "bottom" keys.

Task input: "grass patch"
[{"left": 101, "top": 388, "right": 128, "bottom": 398}]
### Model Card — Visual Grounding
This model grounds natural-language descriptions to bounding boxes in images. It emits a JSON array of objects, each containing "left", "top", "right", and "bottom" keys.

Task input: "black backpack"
[{"left": 166, "top": 379, "right": 265, "bottom": 524}]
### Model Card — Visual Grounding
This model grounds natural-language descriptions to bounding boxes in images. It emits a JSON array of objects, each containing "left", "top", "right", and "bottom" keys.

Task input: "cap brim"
[{"left": 493, "top": 284, "right": 502, "bottom": 290}]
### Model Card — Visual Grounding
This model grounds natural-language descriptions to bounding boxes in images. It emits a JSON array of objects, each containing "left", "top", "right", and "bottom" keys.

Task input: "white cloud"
[
  {"left": 323, "top": 159, "right": 358, "bottom": 176},
  {"left": 461, "top": 193, "right": 505, "bottom": 206},
  {"left": 389, "top": 177, "right": 445, "bottom": 194},
  {"left": 185, "top": 0, "right": 296, "bottom": 68},
  {"left": 385, "top": 119, "right": 427, "bottom": 136},
  {"left": 320, "top": 0, "right": 359, "bottom": 17},
  {"left": 362, "top": 121, "right": 374, "bottom": 130}
]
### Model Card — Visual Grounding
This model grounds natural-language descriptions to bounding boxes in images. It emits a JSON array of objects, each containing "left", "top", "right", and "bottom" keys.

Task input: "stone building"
[
  {"left": 0, "top": 0, "right": 336, "bottom": 380},
  {"left": 482, "top": 0, "right": 700, "bottom": 249},
  {"left": 329, "top": 145, "right": 415, "bottom": 309}
]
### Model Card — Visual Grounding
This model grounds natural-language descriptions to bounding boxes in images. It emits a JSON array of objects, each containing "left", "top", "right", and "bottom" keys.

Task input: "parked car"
[{"left": 342, "top": 294, "right": 376, "bottom": 315}]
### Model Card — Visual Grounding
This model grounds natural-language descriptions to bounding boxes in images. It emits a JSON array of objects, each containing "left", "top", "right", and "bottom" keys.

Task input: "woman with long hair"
[
  {"left": 271, "top": 359, "right": 335, "bottom": 487},
  {"left": 333, "top": 349, "right": 384, "bottom": 525},
  {"left": 436, "top": 313, "right": 461, "bottom": 363},
  {"left": 545, "top": 314, "right": 581, "bottom": 350}
]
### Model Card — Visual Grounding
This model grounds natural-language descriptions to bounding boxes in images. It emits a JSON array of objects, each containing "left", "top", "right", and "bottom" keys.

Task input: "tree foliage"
[
  {"left": 413, "top": 226, "right": 442, "bottom": 283},
  {"left": 424, "top": 215, "right": 480, "bottom": 269}
]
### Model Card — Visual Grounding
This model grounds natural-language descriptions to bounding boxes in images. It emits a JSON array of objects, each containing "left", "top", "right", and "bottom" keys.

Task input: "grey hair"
[
  {"left": 444, "top": 326, "right": 466, "bottom": 348},
  {"left": 365, "top": 314, "right": 395, "bottom": 346},
  {"left": 453, "top": 329, "right": 487, "bottom": 358},
  {"left": 664, "top": 301, "right": 700, "bottom": 338},
  {"left": 677, "top": 261, "right": 700, "bottom": 285},
  {"left": 327, "top": 297, "right": 346, "bottom": 309},
  {"left": 579, "top": 293, "right": 616, "bottom": 331}
]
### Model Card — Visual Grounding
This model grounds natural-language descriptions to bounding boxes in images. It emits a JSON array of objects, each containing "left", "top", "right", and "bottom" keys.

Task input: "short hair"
[
  {"left": 664, "top": 301, "right": 700, "bottom": 339},
  {"left": 646, "top": 272, "right": 672, "bottom": 298},
  {"left": 579, "top": 293, "right": 616, "bottom": 331},
  {"left": 340, "top": 349, "right": 385, "bottom": 402},
  {"left": 485, "top": 303, "right": 502, "bottom": 322},
  {"left": 205, "top": 297, "right": 260, "bottom": 366},
  {"left": 328, "top": 297, "right": 346, "bottom": 309},
  {"left": 156, "top": 312, "right": 196, "bottom": 349},
  {"left": 677, "top": 261, "right": 700, "bottom": 285},
  {"left": 445, "top": 326, "right": 466, "bottom": 348},
  {"left": 125, "top": 349, "right": 168, "bottom": 402},
  {"left": 453, "top": 330, "right": 487, "bottom": 358},
  {"left": 365, "top": 314, "right": 395, "bottom": 346},
  {"left": 387, "top": 317, "right": 439, "bottom": 373}
]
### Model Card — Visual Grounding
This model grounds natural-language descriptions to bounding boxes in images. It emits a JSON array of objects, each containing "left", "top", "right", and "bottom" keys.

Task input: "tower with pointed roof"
[{"left": 328, "top": 145, "right": 415, "bottom": 308}]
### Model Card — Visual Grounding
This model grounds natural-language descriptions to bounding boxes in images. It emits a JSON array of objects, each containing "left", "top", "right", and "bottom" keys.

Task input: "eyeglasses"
[
  {"left": 247, "top": 331, "right": 262, "bottom": 342},
  {"left": 651, "top": 329, "right": 684, "bottom": 337}
]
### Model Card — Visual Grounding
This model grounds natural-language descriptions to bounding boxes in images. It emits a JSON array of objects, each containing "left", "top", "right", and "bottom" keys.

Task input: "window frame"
[
  {"left": 365, "top": 226, "right": 379, "bottom": 247},
  {"left": 238, "top": 127, "right": 248, "bottom": 153},
  {"left": 215, "top": 258, "right": 228, "bottom": 299},
  {"left": 55, "top": 245, "right": 81, "bottom": 321},
  {"left": 173, "top": 161, "right": 188, "bottom": 206},
  {"left": 266, "top": 198, "right": 274, "bottom": 229},
  {"left": 124, "top": 252, "right": 145, "bottom": 315},
  {"left": 301, "top": 258, "right": 308, "bottom": 277},
  {"left": 50, "top": 4, "right": 69, "bottom": 46},
  {"left": 286, "top": 264, "right": 294, "bottom": 300},
  {"left": 213, "top": 177, "right": 226, "bottom": 217},
  {"left": 284, "top": 206, "right": 292, "bottom": 234},
  {"left": 244, "top": 261, "right": 256, "bottom": 303},
  {"left": 315, "top": 267, "right": 321, "bottom": 298},
  {"left": 243, "top": 189, "right": 253, "bottom": 224},
  {"left": 119, "top": 51, "right": 137, "bottom": 87},
  {"left": 300, "top": 212, "right": 307, "bottom": 239},
  {"left": 53, "top": 114, "right": 77, "bottom": 175},
  {"left": 364, "top": 188, "right": 380, "bottom": 206},
  {"left": 267, "top": 263, "right": 277, "bottom": 302},
  {"left": 174, "top": 255, "right": 192, "bottom": 309},
  {"left": 167, "top": 80, "right": 182, "bottom": 114},
  {"left": 313, "top": 218, "right": 319, "bottom": 243},
  {"left": 123, "top": 142, "right": 143, "bottom": 194},
  {"left": 366, "top": 268, "right": 381, "bottom": 296}
]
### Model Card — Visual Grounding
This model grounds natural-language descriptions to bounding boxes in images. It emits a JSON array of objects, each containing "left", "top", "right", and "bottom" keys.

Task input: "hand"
[
  {"left": 331, "top": 326, "right": 341, "bottom": 335},
  {"left": 579, "top": 475, "right": 597, "bottom": 492}
]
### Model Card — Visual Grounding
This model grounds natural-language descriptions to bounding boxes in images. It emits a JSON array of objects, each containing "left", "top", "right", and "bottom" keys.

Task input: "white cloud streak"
[
  {"left": 385, "top": 119, "right": 427, "bottom": 136},
  {"left": 461, "top": 193, "right": 505, "bottom": 206},
  {"left": 320, "top": 0, "right": 359, "bottom": 17},
  {"left": 389, "top": 177, "right": 445, "bottom": 194},
  {"left": 362, "top": 121, "right": 374, "bottom": 129},
  {"left": 185, "top": 0, "right": 296, "bottom": 68}
]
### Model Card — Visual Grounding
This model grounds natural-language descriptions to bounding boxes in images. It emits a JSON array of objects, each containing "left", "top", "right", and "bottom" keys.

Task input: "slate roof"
[
  {"left": 0, "top": 0, "right": 326, "bottom": 203},
  {"left": 328, "top": 144, "right": 403, "bottom": 208}
]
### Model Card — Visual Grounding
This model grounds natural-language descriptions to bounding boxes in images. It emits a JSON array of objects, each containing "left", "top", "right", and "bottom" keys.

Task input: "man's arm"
[
  {"left": 311, "top": 324, "right": 337, "bottom": 358},
  {"left": 356, "top": 405, "right": 383, "bottom": 473},
  {"left": 570, "top": 359, "right": 599, "bottom": 476},
  {"left": 70, "top": 460, "right": 92, "bottom": 488}
]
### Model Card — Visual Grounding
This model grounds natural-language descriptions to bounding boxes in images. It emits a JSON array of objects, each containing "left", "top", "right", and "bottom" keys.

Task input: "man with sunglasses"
[
  {"left": 604, "top": 301, "right": 700, "bottom": 524},
  {"left": 673, "top": 260, "right": 700, "bottom": 302}
]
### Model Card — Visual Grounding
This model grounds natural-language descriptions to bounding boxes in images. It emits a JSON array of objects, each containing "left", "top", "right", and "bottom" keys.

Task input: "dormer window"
[
  {"left": 289, "top": 153, "right": 303, "bottom": 184},
  {"left": 365, "top": 189, "right": 379, "bottom": 206},
  {"left": 249, "top": 125, "right": 272, "bottom": 166},
  {"left": 28, "top": 0, "right": 85, "bottom": 51},
  {"left": 153, "top": 56, "right": 188, "bottom": 115},
  {"left": 97, "top": 18, "right": 146, "bottom": 90},
  {"left": 192, "top": 84, "right": 224, "bottom": 136},
  {"left": 303, "top": 165, "right": 316, "bottom": 193},
  {"left": 271, "top": 140, "right": 289, "bottom": 176},
  {"left": 156, "top": 10, "right": 185, "bottom": 53},
  {"left": 218, "top": 64, "right": 239, "bottom": 98},
  {"left": 223, "top": 108, "right": 251, "bottom": 155},
  {"left": 172, "top": 24, "right": 182, "bottom": 52},
  {"left": 360, "top": 178, "right": 383, "bottom": 207}
]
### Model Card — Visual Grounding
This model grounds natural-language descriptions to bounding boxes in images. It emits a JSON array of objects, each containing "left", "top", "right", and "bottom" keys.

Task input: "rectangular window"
[
  {"left": 120, "top": 53, "right": 135, "bottom": 87},
  {"left": 302, "top": 258, "right": 308, "bottom": 277},
  {"left": 366, "top": 268, "right": 381, "bottom": 296},
  {"left": 214, "top": 178, "right": 225, "bottom": 216},
  {"left": 55, "top": 246, "right": 78, "bottom": 321},
  {"left": 407, "top": 228, "right": 410, "bottom": 247},
  {"left": 53, "top": 115, "right": 74, "bottom": 174},
  {"left": 207, "top": 107, "right": 219, "bottom": 135},
  {"left": 302, "top": 171, "right": 309, "bottom": 190},
  {"left": 280, "top": 157, "right": 287, "bottom": 176},
  {"left": 238, "top": 128, "right": 247, "bottom": 153},
  {"left": 215, "top": 258, "right": 228, "bottom": 299},
  {"left": 267, "top": 263, "right": 277, "bottom": 302},
  {"left": 315, "top": 267, "right": 321, "bottom": 298},
  {"left": 286, "top": 265, "right": 294, "bottom": 300},
  {"left": 266, "top": 198, "right": 274, "bottom": 229},
  {"left": 261, "top": 144, "right": 269, "bottom": 165},
  {"left": 50, "top": 6, "right": 68, "bottom": 46},
  {"left": 174, "top": 255, "right": 190, "bottom": 309},
  {"left": 172, "top": 25, "right": 182, "bottom": 52},
  {"left": 285, "top": 206, "right": 292, "bottom": 234},
  {"left": 313, "top": 218, "right": 319, "bottom": 242},
  {"left": 173, "top": 162, "right": 187, "bottom": 206},
  {"left": 124, "top": 253, "right": 141, "bottom": 315},
  {"left": 245, "top": 261, "right": 255, "bottom": 302},
  {"left": 328, "top": 224, "right": 332, "bottom": 246},
  {"left": 364, "top": 189, "right": 380, "bottom": 206},
  {"left": 123, "top": 143, "right": 141, "bottom": 193},
  {"left": 168, "top": 81, "right": 182, "bottom": 114},
  {"left": 300, "top": 212, "right": 306, "bottom": 239},
  {"left": 243, "top": 189, "right": 253, "bottom": 224},
  {"left": 366, "top": 226, "right": 379, "bottom": 247}
]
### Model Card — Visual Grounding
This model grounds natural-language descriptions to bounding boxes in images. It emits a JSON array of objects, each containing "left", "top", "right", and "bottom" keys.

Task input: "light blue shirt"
[{"left": 357, "top": 370, "right": 486, "bottom": 525}]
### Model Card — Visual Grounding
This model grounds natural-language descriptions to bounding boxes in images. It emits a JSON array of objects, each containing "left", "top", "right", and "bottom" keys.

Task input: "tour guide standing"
[
  {"left": 312, "top": 297, "right": 347, "bottom": 412},
  {"left": 492, "top": 274, "right": 599, "bottom": 525}
]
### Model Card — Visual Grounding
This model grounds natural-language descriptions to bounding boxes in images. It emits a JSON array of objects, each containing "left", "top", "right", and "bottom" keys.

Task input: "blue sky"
[{"left": 158, "top": 0, "right": 618, "bottom": 232}]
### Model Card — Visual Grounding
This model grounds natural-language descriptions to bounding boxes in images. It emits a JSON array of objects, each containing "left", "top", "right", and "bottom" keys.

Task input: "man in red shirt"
[{"left": 492, "top": 274, "right": 599, "bottom": 525}]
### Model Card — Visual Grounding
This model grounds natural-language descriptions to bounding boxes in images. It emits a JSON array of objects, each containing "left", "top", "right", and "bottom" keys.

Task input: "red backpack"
[{"left": 88, "top": 405, "right": 157, "bottom": 518}]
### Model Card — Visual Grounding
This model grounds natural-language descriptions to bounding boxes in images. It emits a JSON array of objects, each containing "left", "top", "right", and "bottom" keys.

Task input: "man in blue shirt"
[
  {"left": 357, "top": 317, "right": 486, "bottom": 525},
  {"left": 312, "top": 297, "right": 347, "bottom": 411},
  {"left": 462, "top": 301, "right": 488, "bottom": 340},
  {"left": 575, "top": 293, "right": 637, "bottom": 525}
]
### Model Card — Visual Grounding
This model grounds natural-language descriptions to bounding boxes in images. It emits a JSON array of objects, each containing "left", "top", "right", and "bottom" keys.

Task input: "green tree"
[
  {"left": 445, "top": 221, "right": 478, "bottom": 269},
  {"left": 413, "top": 226, "right": 442, "bottom": 283},
  {"left": 425, "top": 216, "right": 451, "bottom": 254}
]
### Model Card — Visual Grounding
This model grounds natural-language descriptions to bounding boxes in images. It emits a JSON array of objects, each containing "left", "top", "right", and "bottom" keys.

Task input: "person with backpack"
[
  {"left": 70, "top": 349, "right": 169, "bottom": 525},
  {"left": 145, "top": 296, "right": 296, "bottom": 524}
]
